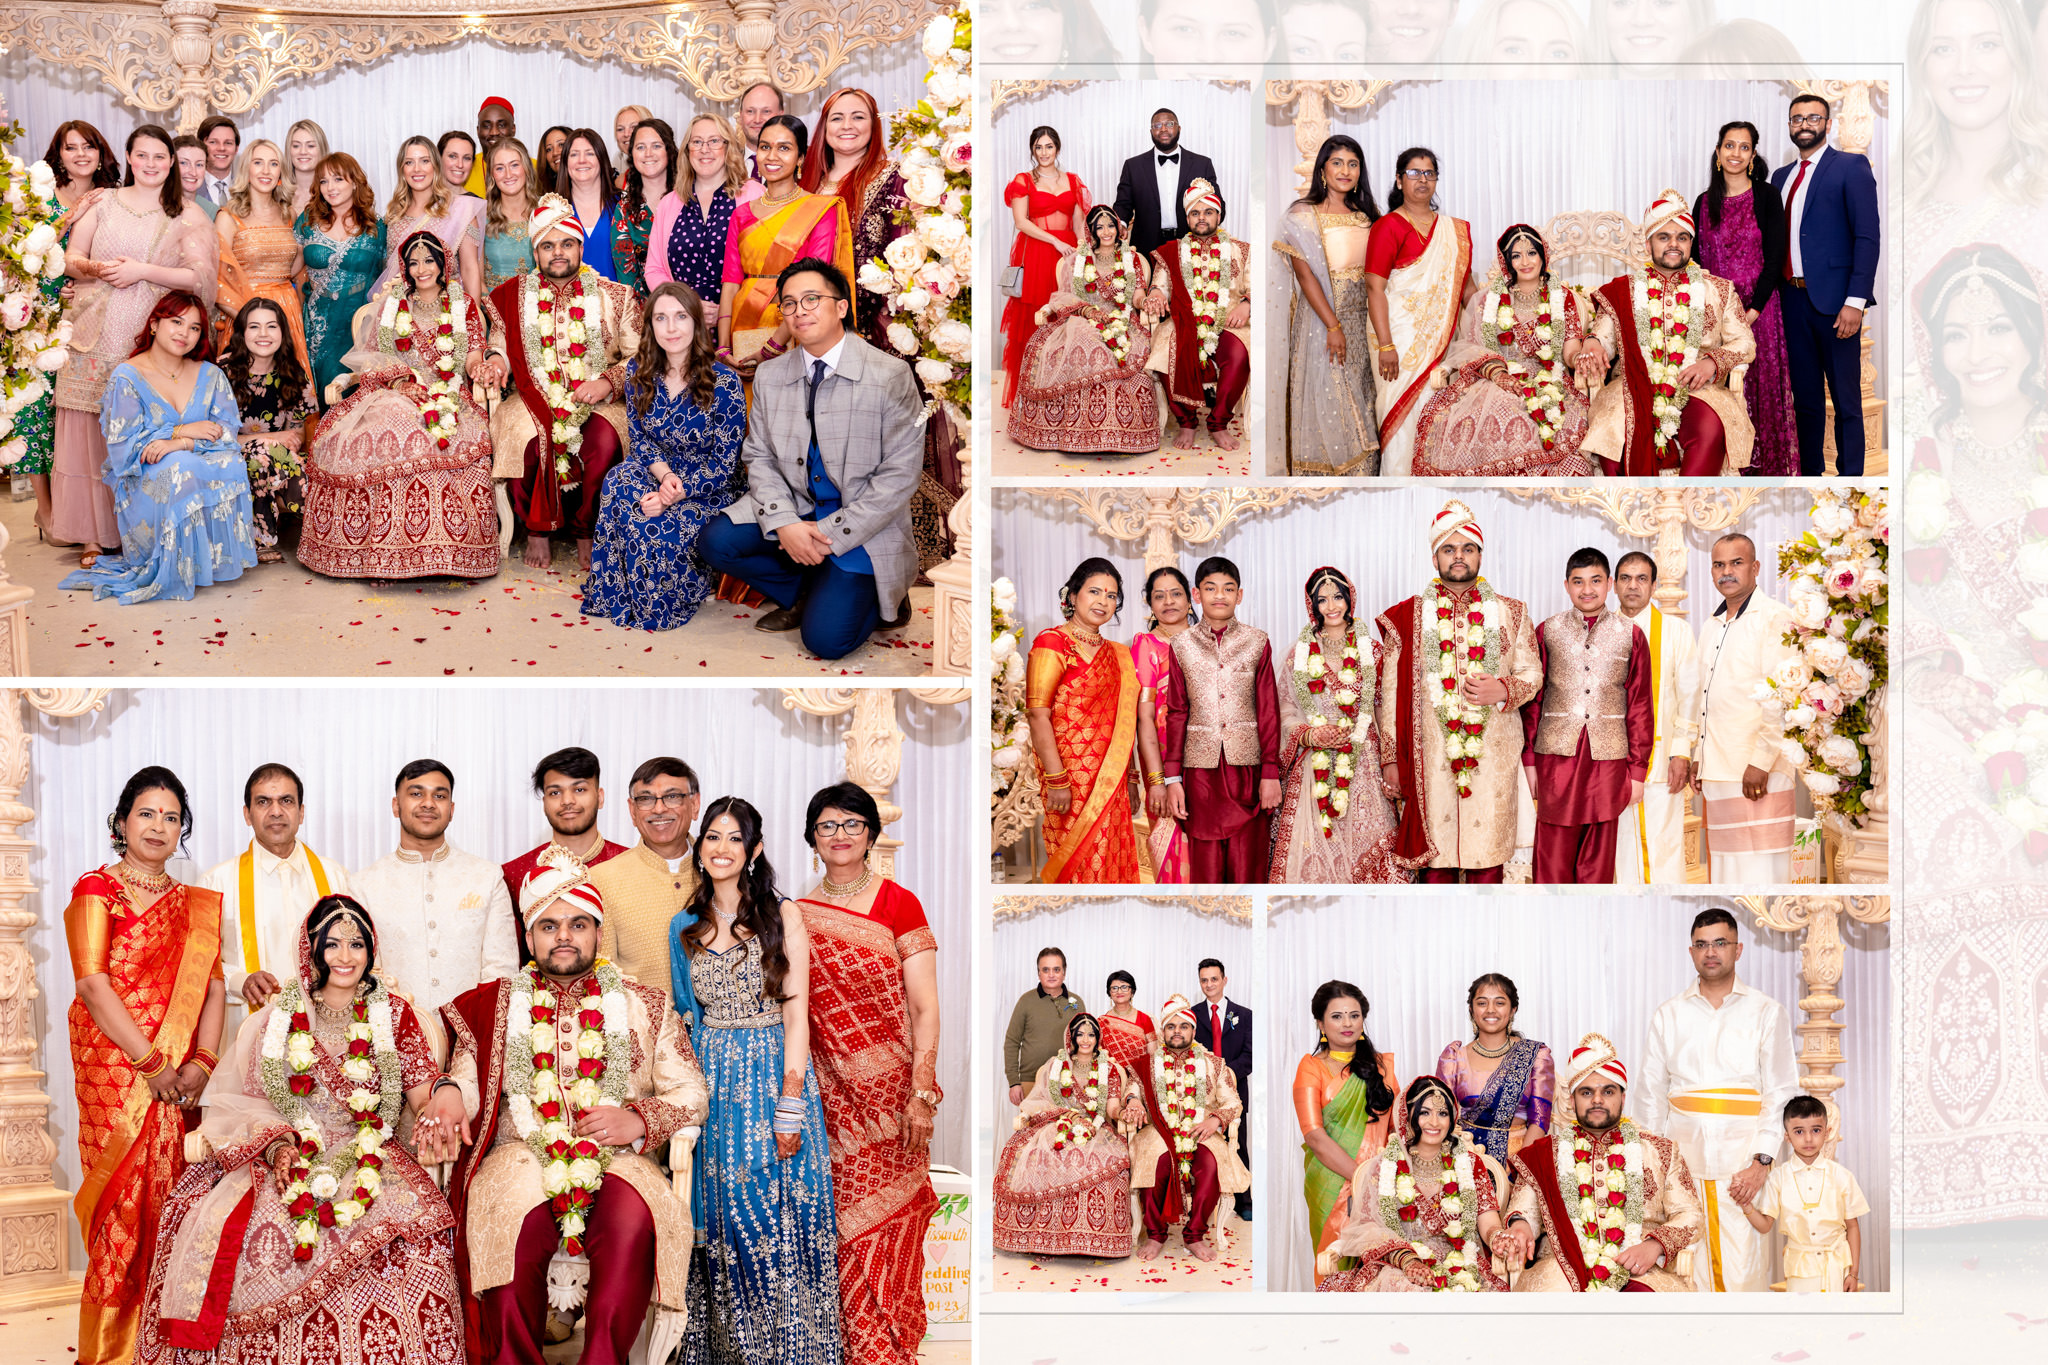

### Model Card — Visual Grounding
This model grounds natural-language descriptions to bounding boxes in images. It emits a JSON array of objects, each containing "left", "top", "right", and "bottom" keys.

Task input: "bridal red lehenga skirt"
[
  {"left": 1007, "top": 302, "right": 1161, "bottom": 455},
  {"left": 992, "top": 1098, "right": 1134, "bottom": 1258}
]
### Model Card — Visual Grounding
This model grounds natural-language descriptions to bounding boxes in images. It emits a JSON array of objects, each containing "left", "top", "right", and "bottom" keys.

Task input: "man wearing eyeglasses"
[
  {"left": 500, "top": 746, "right": 627, "bottom": 938},
  {"left": 591, "top": 756, "right": 703, "bottom": 989},
  {"left": 703, "top": 256, "right": 925, "bottom": 660},
  {"left": 1769, "top": 93, "right": 1879, "bottom": 476},
  {"left": 1112, "top": 108, "right": 1219, "bottom": 257},
  {"left": 1637, "top": 907, "right": 1798, "bottom": 1292}
]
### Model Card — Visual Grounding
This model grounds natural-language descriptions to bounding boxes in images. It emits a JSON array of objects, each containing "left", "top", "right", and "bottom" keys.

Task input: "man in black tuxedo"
[
  {"left": 1192, "top": 956, "right": 1253, "bottom": 1222},
  {"left": 1113, "top": 108, "right": 1220, "bottom": 257}
]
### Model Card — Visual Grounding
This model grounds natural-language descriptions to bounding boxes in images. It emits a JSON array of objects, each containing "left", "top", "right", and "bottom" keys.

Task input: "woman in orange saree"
[
  {"left": 797, "top": 782, "right": 942, "bottom": 1365},
  {"left": 65, "top": 766, "right": 226, "bottom": 1365},
  {"left": 1025, "top": 558, "right": 1141, "bottom": 884}
]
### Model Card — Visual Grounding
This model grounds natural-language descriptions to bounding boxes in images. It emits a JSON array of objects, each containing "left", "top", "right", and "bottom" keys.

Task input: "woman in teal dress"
[
  {"left": 295, "top": 151, "right": 385, "bottom": 409},
  {"left": 481, "top": 137, "right": 537, "bottom": 294},
  {"left": 59, "top": 289, "right": 257, "bottom": 604}
]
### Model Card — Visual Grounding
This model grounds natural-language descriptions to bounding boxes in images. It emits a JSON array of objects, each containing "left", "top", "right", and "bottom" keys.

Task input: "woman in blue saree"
[
  {"left": 1433, "top": 972, "right": 1554, "bottom": 1164},
  {"left": 60, "top": 289, "right": 257, "bottom": 604},
  {"left": 669, "top": 796, "right": 842, "bottom": 1365}
]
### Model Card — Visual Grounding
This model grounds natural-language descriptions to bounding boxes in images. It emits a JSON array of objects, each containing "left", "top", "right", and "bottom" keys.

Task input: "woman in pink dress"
[
  {"left": 1132, "top": 566, "right": 1192, "bottom": 882},
  {"left": 371, "top": 135, "right": 483, "bottom": 301},
  {"left": 1000, "top": 126, "right": 1085, "bottom": 408}
]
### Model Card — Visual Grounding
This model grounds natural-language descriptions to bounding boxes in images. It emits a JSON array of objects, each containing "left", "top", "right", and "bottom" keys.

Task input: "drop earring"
[{"left": 811, "top": 850, "right": 818, "bottom": 873}]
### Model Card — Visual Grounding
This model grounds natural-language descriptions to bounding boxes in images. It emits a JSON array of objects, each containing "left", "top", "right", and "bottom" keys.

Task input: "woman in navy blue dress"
[{"left": 582, "top": 281, "right": 745, "bottom": 629}]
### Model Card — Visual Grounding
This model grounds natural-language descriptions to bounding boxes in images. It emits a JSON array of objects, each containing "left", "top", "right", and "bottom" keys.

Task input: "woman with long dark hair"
[
  {"left": 1133, "top": 565, "right": 1193, "bottom": 881},
  {"left": 1278, "top": 134, "right": 1381, "bottom": 474},
  {"left": 669, "top": 797, "right": 842, "bottom": 1363},
  {"left": 558, "top": 128, "right": 622, "bottom": 282},
  {"left": 717, "top": 114, "right": 854, "bottom": 385},
  {"left": 992, "top": 1011, "right": 1136, "bottom": 1258},
  {"left": 1025, "top": 557, "right": 1142, "bottom": 882},
  {"left": 796, "top": 782, "right": 940, "bottom": 1363},
  {"left": 1291, "top": 980, "right": 1396, "bottom": 1284},
  {"left": 582, "top": 282, "right": 746, "bottom": 629},
  {"left": 615, "top": 117, "right": 677, "bottom": 294},
  {"left": 1000, "top": 124, "right": 1087, "bottom": 408},
  {"left": 1693, "top": 118, "right": 1797, "bottom": 477},
  {"left": 1363, "top": 146, "right": 1479, "bottom": 474},
  {"left": 1434, "top": 971, "right": 1555, "bottom": 1162},
  {"left": 219, "top": 296, "right": 316, "bottom": 559}
]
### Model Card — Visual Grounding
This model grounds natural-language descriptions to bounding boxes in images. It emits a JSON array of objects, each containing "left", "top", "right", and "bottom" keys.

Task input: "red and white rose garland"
[
  {"left": 1632, "top": 265, "right": 1702, "bottom": 464},
  {"left": 1566, "top": 1121, "right": 1647, "bottom": 1290},
  {"left": 1424, "top": 578, "right": 1504, "bottom": 797},
  {"left": 259, "top": 978, "right": 402, "bottom": 1261},
  {"left": 1485, "top": 281, "right": 1571, "bottom": 452},
  {"left": 1376, "top": 1133, "right": 1482, "bottom": 1291},
  {"left": 522, "top": 269, "right": 604, "bottom": 488},
  {"left": 381, "top": 282, "right": 468, "bottom": 451},
  {"left": 504, "top": 960, "right": 632, "bottom": 1257},
  {"left": 1077, "top": 249, "right": 1138, "bottom": 365},
  {"left": 1155, "top": 1049, "right": 1206, "bottom": 1185},
  {"left": 1180, "top": 236, "right": 1228, "bottom": 368},
  {"left": 1294, "top": 628, "right": 1371, "bottom": 835},
  {"left": 1049, "top": 1051, "right": 1113, "bottom": 1151}
]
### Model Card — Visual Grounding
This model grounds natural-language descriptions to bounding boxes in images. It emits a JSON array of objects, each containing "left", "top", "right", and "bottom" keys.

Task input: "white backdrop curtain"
[
  {"left": 0, "top": 32, "right": 929, "bottom": 203},
  {"left": 1267, "top": 894, "right": 1891, "bottom": 1294},
  {"left": 989, "top": 80, "right": 1257, "bottom": 375},
  {"left": 994, "top": 484, "right": 1818, "bottom": 645},
  {"left": 1262, "top": 78, "right": 1893, "bottom": 442},
  {"left": 22, "top": 685, "right": 970, "bottom": 1271}
]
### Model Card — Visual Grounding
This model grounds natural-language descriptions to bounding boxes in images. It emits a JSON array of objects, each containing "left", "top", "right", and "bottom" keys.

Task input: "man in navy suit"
[
  {"left": 1193, "top": 957, "right": 1253, "bottom": 1221},
  {"left": 1113, "top": 108, "right": 1220, "bottom": 257},
  {"left": 1770, "top": 93, "right": 1880, "bottom": 476}
]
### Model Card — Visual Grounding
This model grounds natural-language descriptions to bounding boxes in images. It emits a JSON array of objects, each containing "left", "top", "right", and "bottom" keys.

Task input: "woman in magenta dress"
[
  {"left": 1132, "top": 565, "right": 1192, "bottom": 882},
  {"left": 1000, "top": 126, "right": 1086, "bottom": 408},
  {"left": 1692, "top": 120, "right": 1796, "bottom": 477}
]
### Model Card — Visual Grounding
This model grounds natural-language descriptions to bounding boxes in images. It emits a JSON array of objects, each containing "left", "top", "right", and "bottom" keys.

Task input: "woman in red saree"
[
  {"left": 1000, "top": 126, "right": 1086, "bottom": 407},
  {"left": 798, "top": 783, "right": 942, "bottom": 1365},
  {"left": 1097, "top": 970, "right": 1157, "bottom": 1075},
  {"left": 65, "top": 766, "right": 226, "bottom": 1365},
  {"left": 1025, "top": 558, "right": 1141, "bottom": 884},
  {"left": 1364, "top": 146, "right": 1479, "bottom": 475}
]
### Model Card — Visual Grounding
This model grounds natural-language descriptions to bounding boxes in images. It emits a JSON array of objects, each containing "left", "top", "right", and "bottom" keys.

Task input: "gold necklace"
[
  {"left": 114, "top": 860, "right": 173, "bottom": 894},
  {"left": 1062, "top": 619, "right": 1103, "bottom": 645},
  {"left": 1470, "top": 1035, "right": 1512, "bottom": 1059},
  {"left": 820, "top": 865, "right": 874, "bottom": 898},
  {"left": 756, "top": 184, "right": 804, "bottom": 209}
]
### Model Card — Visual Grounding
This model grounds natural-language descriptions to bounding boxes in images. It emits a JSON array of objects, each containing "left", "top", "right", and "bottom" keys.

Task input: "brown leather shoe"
[
  {"left": 878, "top": 595, "right": 912, "bottom": 631},
  {"left": 755, "top": 601, "right": 805, "bottom": 632}
]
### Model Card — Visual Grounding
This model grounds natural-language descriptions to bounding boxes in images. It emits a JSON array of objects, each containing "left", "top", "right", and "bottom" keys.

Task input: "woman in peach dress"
[{"left": 214, "top": 138, "right": 310, "bottom": 377}]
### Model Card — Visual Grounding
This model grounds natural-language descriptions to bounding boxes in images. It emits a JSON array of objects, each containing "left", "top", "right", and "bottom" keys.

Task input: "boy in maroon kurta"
[
  {"left": 1161, "top": 556, "right": 1282, "bottom": 882},
  {"left": 1521, "top": 547, "right": 1654, "bottom": 883}
]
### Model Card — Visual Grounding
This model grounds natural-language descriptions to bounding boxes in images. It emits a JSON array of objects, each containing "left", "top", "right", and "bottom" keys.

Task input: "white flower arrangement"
[
  {"left": 0, "top": 106, "right": 68, "bottom": 470},
  {"left": 990, "top": 577, "right": 1034, "bottom": 811}
]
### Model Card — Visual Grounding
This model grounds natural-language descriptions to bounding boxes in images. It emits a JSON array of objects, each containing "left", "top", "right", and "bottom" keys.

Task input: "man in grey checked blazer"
[{"left": 704, "top": 257, "right": 924, "bottom": 660}]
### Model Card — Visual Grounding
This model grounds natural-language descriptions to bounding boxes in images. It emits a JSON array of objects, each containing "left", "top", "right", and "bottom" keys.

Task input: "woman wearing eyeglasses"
[
  {"left": 646, "top": 113, "right": 758, "bottom": 309},
  {"left": 796, "top": 782, "right": 942, "bottom": 1364},
  {"left": 1363, "top": 146, "right": 1480, "bottom": 475}
]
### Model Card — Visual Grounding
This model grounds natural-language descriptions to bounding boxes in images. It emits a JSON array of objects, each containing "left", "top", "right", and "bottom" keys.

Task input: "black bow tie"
[{"left": 1157, "top": 152, "right": 1179, "bottom": 164}]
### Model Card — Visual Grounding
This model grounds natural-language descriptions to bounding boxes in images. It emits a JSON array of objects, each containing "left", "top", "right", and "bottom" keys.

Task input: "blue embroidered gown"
[
  {"left": 59, "top": 362, "right": 257, "bottom": 604},
  {"left": 671, "top": 926, "right": 843, "bottom": 1365},
  {"left": 582, "top": 360, "right": 746, "bottom": 630},
  {"left": 296, "top": 213, "right": 387, "bottom": 408}
]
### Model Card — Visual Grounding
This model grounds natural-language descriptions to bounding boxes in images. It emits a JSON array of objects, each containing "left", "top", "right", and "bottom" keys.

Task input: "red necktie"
[
  {"left": 1212, "top": 1004, "right": 1222, "bottom": 1046},
  {"left": 1781, "top": 158, "right": 1812, "bottom": 279}
]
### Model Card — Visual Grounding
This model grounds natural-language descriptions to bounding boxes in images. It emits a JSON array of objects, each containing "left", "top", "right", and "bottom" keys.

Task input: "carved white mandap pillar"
[
  {"left": 780, "top": 687, "right": 969, "bottom": 878},
  {"left": 161, "top": 0, "right": 220, "bottom": 135},
  {"left": 0, "top": 687, "right": 110, "bottom": 1309}
]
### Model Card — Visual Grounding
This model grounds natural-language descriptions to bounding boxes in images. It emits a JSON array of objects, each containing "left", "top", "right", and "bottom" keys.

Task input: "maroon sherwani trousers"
[
  {"left": 1419, "top": 865, "right": 1505, "bottom": 885},
  {"left": 1600, "top": 397, "right": 1726, "bottom": 478},
  {"left": 1166, "top": 331, "right": 1251, "bottom": 434},
  {"left": 511, "top": 414, "right": 622, "bottom": 538},
  {"left": 1142, "top": 1146, "right": 1221, "bottom": 1243},
  {"left": 482, "top": 1176, "right": 656, "bottom": 1365},
  {"left": 1523, "top": 615, "right": 1655, "bottom": 885}
]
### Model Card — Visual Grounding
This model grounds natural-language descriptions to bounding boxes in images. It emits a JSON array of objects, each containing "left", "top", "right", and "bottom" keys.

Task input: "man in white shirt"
[
  {"left": 351, "top": 758, "right": 520, "bottom": 1019},
  {"left": 738, "top": 81, "right": 785, "bottom": 183},
  {"left": 197, "top": 114, "right": 239, "bottom": 206},
  {"left": 592, "top": 756, "right": 702, "bottom": 989},
  {"left": 1612, "top": 551, "right": 1702, "bottom": 884},
  {"left": 1637, "top": 908, "right": 1800, "bottom": 1291},
  {"left": 1672, "top": 532, "right": 1798, "bottom": 883},
  {"left": 200, "top": 763, "right": 352, "bottom": 1042}
]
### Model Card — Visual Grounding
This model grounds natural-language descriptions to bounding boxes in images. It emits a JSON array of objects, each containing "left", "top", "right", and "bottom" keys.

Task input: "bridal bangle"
[
  {"left": 133, "top": 1046, "right": 169, "bottom": 1079},
  {"left": 191, "top": 1047, "right": 219, "bottom": 1076},
  {"left": 1144, "top": 770, "right": 1165, "bottom": 788}
]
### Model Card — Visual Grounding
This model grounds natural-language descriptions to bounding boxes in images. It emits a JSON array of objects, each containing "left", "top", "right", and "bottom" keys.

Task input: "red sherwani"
[
  {"left": 1151, "top": 233, "right": 1251, "bottom": 434},
  {"left": 1521, "top": 608, "right": 1654, "bottom": 884},
  {"left": 1162, "top": 619, "right": 1282, "bottom": 883}
]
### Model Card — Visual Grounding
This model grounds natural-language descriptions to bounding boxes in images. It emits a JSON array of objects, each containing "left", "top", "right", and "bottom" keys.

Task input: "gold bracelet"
[
  {"left": 1144, "top": 770, "right": 1165, "bottom": 787},
  {"left": 1376, "top": 343, "right": 1396, "bottom": 353},
  {"left": 133, "top": 1047, "right": 169, "bottom": 1079}
]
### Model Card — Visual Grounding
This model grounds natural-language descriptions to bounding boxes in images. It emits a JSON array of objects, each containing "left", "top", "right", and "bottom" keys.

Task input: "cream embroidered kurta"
[
  {"left": 592, "top": 841, "right": 700, "bottom": 989},
  {"left": 1507, "top": 1127, "right": 1703, "bottom": 1292},
  {"left": 1126, "top": 1044, "right": 1250, "bottom": 1196},
  {"left": 201, "top": 839, "right": 353, "bottom": 1008},
  {"left": 446, "top": 976, "right": 708, "bottom": 1306},
  {"left": 1637, "top": 974, "right": 1800, "bottom": 1292},
  {"left": 1375, "top": 587, "right": 1544, "bottom": 871},
  {"left": 351, "top": 842, "right": 521, "bottom": 1018},
  {"left": 1615, "top": 603, "right": 1702, "bottom": 885},
  {"left": 1755, "top": 1155, "right": 1868, "bottom": 1291},
  {"left": 1584, "top": 269, "right": 1758, "bottom": 472}
]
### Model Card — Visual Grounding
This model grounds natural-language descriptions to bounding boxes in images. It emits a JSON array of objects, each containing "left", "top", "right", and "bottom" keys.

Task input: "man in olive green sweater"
[{"left": 1005, "top": 946, "right": 1087, "bottom": 1104}]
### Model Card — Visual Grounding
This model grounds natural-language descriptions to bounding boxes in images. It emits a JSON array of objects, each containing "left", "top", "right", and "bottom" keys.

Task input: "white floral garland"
[
  {"left": 1630, "top": 264, "right": 1702, "bottom": 464},
  {"left": 1375, "top": 1133, "right": 1483, "bottom": 1291},
  {"left": 1179, "top": 235, "right": 1228, "bottom": 367},
  {"left": 381, "top": 282, "right": 468, "bottom": 450},
  {"left": 521, "top": 268, "right": 604, "bottom": 488},
  {"left": 1077, "top": 249, "right": 1136, "bottom": 365},
  {"left": 258, "top": 978, "right": 402, "bottom": 1260},
  {"left": 1155, "top": 1048, "right": 1205, "bottom": 1185},
  {"left": 503, "top": 959, "right": 632, "bottom": 1257},
  {"left": 1422, "top": 578, "right": 1504, "bottom": 797},
  {"left": 1484, "top": 279, "right": 1570, "bottom": 451},
  {"left": 1565, "top": 1120, "right": 1648, "bottom": 1290},
  {"left": 1294, "top": 630, "right": 1371, "bottom": 835},
  {"left": 1049, "top": 1051, "right": 1111, "bottom": 1151}
]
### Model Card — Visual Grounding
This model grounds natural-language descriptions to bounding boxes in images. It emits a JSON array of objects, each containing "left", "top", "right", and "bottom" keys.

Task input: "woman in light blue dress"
[
  {"left": 670, "top": 796, "right": 842, "bottom": 1365},
  {"left": 481, "top": 136, "right": 537, "bottom": 294},
  {"left": 60, "top": 289, "right": 257, "bottom": 604},
  {"left": 582, "top": 282, "right": 745, "bottom": 630},
  {"left": 294, "top": 151, "right": 386, "bottom": 408}
]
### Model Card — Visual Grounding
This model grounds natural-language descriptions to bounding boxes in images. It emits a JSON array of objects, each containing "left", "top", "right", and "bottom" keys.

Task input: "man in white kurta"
[
  {"left": 1611, "top": 553, "right": 1702, "bottom": 884},
  {"left": 351, "top": 758, "right": 521, "bottom": 1019},
  {"left": 1671, "top": 532, "right": 1799, "bottom": 882},
  {"left": 1636, "top": 908, "right": 1800, "bottom": 1292},
  {"left": 200, "top": 764, "right": 352, "bottom": 1047}
]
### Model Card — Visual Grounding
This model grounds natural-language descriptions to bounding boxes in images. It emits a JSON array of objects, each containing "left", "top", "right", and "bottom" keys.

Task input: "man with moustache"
[
  {"left": 591, "top": 757, "right": 702, "bottom": 988},
  {"left": 202, "top": 762, "right": 352, "bottom": 1035},
  {"left": 1122, "top": 994, "right": 1247, "bottom": 1264},
  {"left": 351, "top": 758, "right": 520, "bottom": 1018},
  {"left": 1375, "top": 499, "right": 1543, "bottom": 883},
  {"left": 1770, "top": 93, "right": 1880, "bottom": 476},
  {"left": 1637, "top": 909, "right": 1799, "bottom": 1292},
  {"left": 462, "top": 95, "right": 521, "bottom": 197},
  {"left": 1143, "top": 180, "right": 1253, "bottom": 451},
  {"left": 1113, "top": 108, "right": 1218, "bottom": 257},
  {"left": 738, "top": 81, "right": 786, "bottom": 183},
  {"left": 1578, "top": 190, "right": 1757, "bottom": 476},
  {"left": 1497, "top": 1033, "right": 1703, "bottom": 1292},
  {"left": 501, "top": 746, "right": 627, "bottom": 938},
  {"left": 1612, "top": 551, "right": 1701, "bottom": 884},
  {"left": 1672, "top": 532, "right": 1798, "bottom": 883}
]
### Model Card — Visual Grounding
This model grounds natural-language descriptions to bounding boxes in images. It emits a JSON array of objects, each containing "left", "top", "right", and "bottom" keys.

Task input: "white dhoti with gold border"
[{"left": 1663, "top": 1087, "right": 1771, "bottom": 1292}]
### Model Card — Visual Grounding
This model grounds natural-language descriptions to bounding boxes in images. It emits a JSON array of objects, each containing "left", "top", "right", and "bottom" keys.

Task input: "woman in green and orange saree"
[
  {"left": 1026, "top": 557, "right": 1141, "bottom": 884},
  {"left": 1292, "top": 979, "right": 1397, "bottom": 1286},
  {"left": 65, "top": 765, "right": 226, "bottom": 1365}
]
